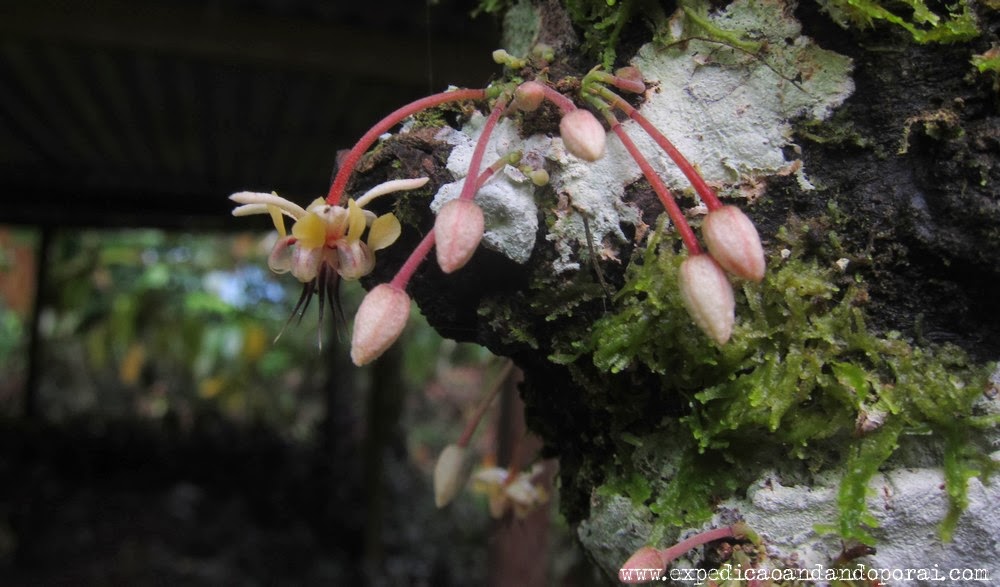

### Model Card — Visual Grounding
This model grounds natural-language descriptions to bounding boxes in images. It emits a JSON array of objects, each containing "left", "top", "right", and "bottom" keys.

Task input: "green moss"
[
  {"left": 492, "top": 0, "right": 981, "bottom": 70},
  {"left": 795, "top": 115, "right": 874, "bottom": 149},
  {"left": 584, "top": 221, "right": 996, "bottom": 544},
  {"left": 565, "top": 0, "right": 647, "bottom": 68},
  {"left": 410, "top": 106, "right": 450, "bottom": 130},
  {"left": 472, "top": 0, "right": 514, "bottom": 17},
  {"left": 479, "top": 295, "right": 540, "bottom": 349},
  {"left": 972, "top": 45, "right": 1000, "bottom": 73},
  {"left": 817, "top": 0, "right": 979, "bottom": 43}
]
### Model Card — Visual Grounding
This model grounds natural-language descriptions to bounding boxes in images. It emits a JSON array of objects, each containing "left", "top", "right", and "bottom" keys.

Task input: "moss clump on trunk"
[{"left": 582, "top": 219, "right": 996, "bottom": 545}]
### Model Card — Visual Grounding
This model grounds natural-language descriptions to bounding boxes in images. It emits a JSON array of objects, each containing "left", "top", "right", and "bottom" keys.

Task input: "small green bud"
[
  {"left": 531, "top": 43, "right": 555, "bottom": 63},
  {"left": 528, "top": 168, "right": 549, "bottom": 186}
]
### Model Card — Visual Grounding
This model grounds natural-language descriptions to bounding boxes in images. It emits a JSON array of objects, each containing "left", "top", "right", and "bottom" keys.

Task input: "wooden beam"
[{"left": 0, "top": 0, "right": 496, "bottom": 88}]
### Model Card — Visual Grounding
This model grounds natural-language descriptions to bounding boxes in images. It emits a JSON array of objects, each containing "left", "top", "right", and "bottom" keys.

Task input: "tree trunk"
[{"left": 357, "top": 0, "right": 1000, "bottom": 581}]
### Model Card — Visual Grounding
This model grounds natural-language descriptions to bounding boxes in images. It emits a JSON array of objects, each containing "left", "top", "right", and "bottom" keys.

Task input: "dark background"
[
  {"left": 0, "top": 2, "right": 595, "bottom": 586},
  {"left": 0, "top": 0, "right": 500, "bottom": 229}
]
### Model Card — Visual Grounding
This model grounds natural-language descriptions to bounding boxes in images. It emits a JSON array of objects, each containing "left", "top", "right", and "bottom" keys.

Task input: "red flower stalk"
[
  {"left": 327, "top": 87, "right": 487, "bottom": 206},
  {"left": 601, "top": 109, "right": 702, "bottom": 255},
  {"left": 456, "top": 361, "right": 514, "bottom": 448},
  {"left": 590, "top": 83, "right": 766, "bottom": 282},
  {"left": 536, "top": 82, "right": 578, "bottom": 115},
  {"left": 455, "top": 93, "right": 512, "bottom": 204},
  {"left": 595, "top": 86, "right": 723, "bottom": 211},
  {"left": 389, "top": 229, "right": 438, "bottom": 291},
  {"left": 432, "top": 94, "right": 512, "bottom": 272},
  {"left": 434, "top": 361, "right": 515, "bottom": 508},
  {"left": 620, "top": 524, "right": 744, "bottom": 584},
  {"left": 585, "top": 66, "right": 646, "bottom": 95}
]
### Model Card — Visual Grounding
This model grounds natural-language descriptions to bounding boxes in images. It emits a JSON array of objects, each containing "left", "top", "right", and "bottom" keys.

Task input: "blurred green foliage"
[
  {"left": 1, "top": 225, "right": 503, "bottom": 447},
  {"left": 22, "top": 228, "right": 343, "bottom": 438}
]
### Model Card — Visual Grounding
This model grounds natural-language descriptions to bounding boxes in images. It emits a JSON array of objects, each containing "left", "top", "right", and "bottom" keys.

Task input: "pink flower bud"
[
  {"left": 559, "top": 109, "right": 606, "bottom": 162},
  {"left": 350, "top": 284, "right": 411, "bottom": 366},
  {"left": 434, "top": 199, "right": 485, "bottom": 274},
  {"left": 614, "top": 66, "right": 646, "bottom": 93},
  {"left": 619, "top": 546, "right": 666, "bottom": 583},
  {"left": 433, "top": 444, "right": 470, "bottom": 508},
  {"left": 702, "top": 206, "right": 766, "bottom": 282},
  {"left": 513, "top": 81, "right": 545, "bottom": 112},
  {"left": 678, "top": 254, "right": 735, "bottom": 345}
]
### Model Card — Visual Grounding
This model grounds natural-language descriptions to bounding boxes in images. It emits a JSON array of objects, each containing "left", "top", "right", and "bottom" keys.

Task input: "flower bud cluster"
[
  {"left": 234, "top": 63, "right": 768, "bottom": 365},
  {"left": 679, "top": 206, "right": 766, "bottom": 345}
]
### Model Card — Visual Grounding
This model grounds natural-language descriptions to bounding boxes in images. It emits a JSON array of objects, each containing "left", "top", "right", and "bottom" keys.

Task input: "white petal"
[
  {"left": 354, "top": 177, "right": 430, "bottom": 208},
  {"left": 232, "top": 203, "right": 269, "bottom": 217},
  {"left": 229, "top": 191, "right": 307, "bottom": 218},
  {"left": 472, "top": 467, "right": 508, "bottom": 486}
]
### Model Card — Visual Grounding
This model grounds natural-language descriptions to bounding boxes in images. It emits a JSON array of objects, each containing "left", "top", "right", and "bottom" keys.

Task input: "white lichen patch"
[
  {"left": 436, "top": 0, "right": 853, "bottom": 272},
  {"left": 550, "top": 0, "right": 854, "bottom": 272},
  {"left": 710, "top": 468, "right": 1000, "bottom": 586},
  {"left": 546, "top": 137, "right": 643, "bottom": 271},
  {"left": 633, "top": 0, "right": 854, "bottom": 183},
  {"left": 583, "top": 464, "right": 1000, "bottom": 585}
]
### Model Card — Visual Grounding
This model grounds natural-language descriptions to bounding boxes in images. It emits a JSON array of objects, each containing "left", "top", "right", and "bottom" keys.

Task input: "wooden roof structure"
[{"left": 0, "top": 0, "right": 500, "bottom": 229}]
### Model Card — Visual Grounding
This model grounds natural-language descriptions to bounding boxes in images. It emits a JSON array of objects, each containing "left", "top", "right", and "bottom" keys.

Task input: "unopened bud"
[
  {"left": 559, "top": 109, "right": 606, "bottom": 162},
  {"left": 513, "top": 81, "right": 546, "bottom": 112},
  {"left": 678, "top": 254, "right": 735, "bottom": 345},
  {"left": 702, "top": 206, "right": 766, "bottom": 282},
  {"left": 620, "top": 546, "right": 666, "bottom": 583},
  {"left": 434, "top": 199, "right": 485, "bottom": 273},
  {"left": 492, "top": 49, "right": 526, "bottom": 69},
  {"left": 528, "top": 168, "right": 549, "bottom": 186},
  {"left": 614, "top": 66, "right": 646, "bottom": 93},
  {"left": 531, "top": 43, "right": 554, "bottom": 63},
  {"left": 350, "top": 284, "right": 411, "bottom": 366},
  {"left": 434, "top": 444, "right": 471, "bottom": 508}
]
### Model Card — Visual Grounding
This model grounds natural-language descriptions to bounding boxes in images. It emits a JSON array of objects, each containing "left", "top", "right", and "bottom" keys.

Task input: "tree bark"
[{"left": 355, "top": 0, "right": 1000, "bottom": 580}]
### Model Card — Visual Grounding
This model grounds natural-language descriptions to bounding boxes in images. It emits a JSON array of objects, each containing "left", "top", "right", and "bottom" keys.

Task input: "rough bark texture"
[
  {"left": 782, "top": 1, "right": 1000, "bottom": 360},
  {"left": 351, "top": 0, "right": 1000, "bottom": 580}
]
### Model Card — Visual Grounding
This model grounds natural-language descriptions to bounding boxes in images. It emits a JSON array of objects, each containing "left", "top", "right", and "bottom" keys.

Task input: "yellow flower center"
[{"left": 291, "top": 212, "right": 327, "bottom": 250}]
